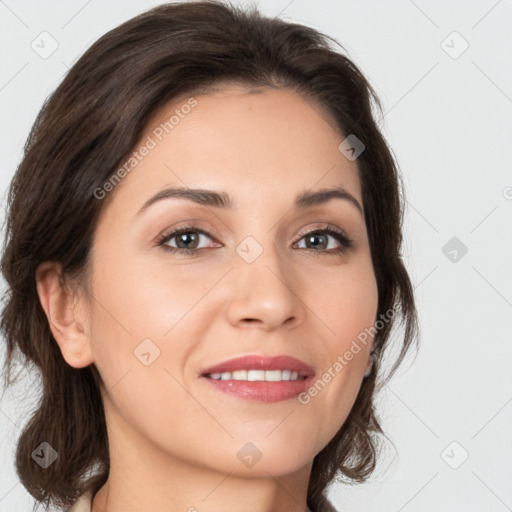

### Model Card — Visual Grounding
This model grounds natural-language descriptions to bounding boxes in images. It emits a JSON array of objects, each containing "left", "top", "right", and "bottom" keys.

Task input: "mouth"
[
  {"left": 200, "top": 355, "right": 315, "bottom": 402},
  {"left": 204, "top": 369, "right": 308, "bottom": 382}
]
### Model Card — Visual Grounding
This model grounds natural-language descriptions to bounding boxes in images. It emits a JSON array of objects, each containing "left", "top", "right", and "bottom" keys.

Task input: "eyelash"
[{"left": 156, "top": 224, "right": 353, "bottom": 257}]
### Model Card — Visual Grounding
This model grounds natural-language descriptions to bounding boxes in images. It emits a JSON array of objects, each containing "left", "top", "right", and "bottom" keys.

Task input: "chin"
[{"left": 202, "top": 435, "right": 319, "bottom": 477}]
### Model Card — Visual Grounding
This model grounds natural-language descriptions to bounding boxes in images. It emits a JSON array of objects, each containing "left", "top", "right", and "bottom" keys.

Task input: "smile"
[{"left": 205, "top": 369, "right": 306, "bottom": 381}]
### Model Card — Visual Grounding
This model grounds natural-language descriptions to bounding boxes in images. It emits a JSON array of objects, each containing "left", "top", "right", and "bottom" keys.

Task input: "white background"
[{"left": 0, "top": 1, "right": 511, "bottom": 511}]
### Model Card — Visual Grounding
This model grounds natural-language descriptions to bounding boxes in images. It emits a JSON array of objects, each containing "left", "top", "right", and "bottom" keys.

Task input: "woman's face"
[{"left": 79, "top": 85, "right": 378, "bottom": 477}]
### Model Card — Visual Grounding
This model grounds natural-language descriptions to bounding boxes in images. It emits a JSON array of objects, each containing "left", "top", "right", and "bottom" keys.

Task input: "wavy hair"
[{"left": 0, "top": 2, "right": 419, "bottom": 510}]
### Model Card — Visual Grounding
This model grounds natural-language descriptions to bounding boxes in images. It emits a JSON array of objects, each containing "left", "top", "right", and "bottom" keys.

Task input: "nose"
[{"left": 226, "top": 241, "right": 305, "bottom": 332}]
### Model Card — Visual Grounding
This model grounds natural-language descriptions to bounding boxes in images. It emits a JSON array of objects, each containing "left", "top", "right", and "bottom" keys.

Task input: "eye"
[
  {"left": 156, "top": 226, "right": 217, "bottom": 255},
  {"left": 156, "top": 224, "right": 353, "bottom": 256},
  {"left": 295, "top": 226, "right": 353, "bottom": 255}
]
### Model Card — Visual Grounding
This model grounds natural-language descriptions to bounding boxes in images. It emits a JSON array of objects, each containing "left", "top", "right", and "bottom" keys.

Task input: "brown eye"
[
  {"left": 302, "top": 232, "right": 329, "bottom": 250},
  {"left": 172, "top": 231, "right": 201, "bottom": 249},
  {"left": 295, "top": 227, "right": 353, "bottom": 255},
  {"left": 157, "top": 226, "right": 215, "bottom": 255}
]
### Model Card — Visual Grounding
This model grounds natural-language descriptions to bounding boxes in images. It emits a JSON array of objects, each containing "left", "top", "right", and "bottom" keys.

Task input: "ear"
[{"left": 35, "top": 261, "right": 94, "bottom": 369}]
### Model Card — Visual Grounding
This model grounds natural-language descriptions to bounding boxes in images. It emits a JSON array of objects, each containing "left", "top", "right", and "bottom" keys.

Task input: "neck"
[
  {"left": 91, "top": 400, "right": 313, "bottom": 512},
  {"left": 92, "top": 471, "right": 313, "bottom": 512}
]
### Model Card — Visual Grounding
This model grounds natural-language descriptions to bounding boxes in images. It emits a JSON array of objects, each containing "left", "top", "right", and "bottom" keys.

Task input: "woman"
[{"left": 0, "top": 2, "right": 418, "bottom": 511}]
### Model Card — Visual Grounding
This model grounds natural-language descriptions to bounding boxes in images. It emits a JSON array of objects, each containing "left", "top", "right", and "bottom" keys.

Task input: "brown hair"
[{"left": 0, "top": 1, "right": 418, "bottom": 511}]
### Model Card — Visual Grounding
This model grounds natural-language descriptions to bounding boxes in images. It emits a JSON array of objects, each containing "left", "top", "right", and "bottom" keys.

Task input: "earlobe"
[{"left": 35, "top": 262, "right": 94, "bottom": 369}]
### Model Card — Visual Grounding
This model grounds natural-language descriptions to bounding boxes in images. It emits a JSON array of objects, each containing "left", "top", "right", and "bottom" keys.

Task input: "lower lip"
[{"left": 201, "top": 376, "right": 314, "bottom": 402}]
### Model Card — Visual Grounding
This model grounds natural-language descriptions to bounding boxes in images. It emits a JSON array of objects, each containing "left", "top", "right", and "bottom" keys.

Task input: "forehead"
[{"left": 105, "top": 85, "right": 362, "bottom": 215}]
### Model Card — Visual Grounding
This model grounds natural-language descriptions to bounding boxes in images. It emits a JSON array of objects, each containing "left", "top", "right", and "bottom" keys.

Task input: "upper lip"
[{"left": 201, "top": 355, "right": 315, "bottom": 378}]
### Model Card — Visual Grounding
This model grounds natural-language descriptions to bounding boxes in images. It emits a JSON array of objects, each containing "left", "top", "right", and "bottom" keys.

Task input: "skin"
[{"left": 36, "top": 85, "right": 378, "bottom": 512}]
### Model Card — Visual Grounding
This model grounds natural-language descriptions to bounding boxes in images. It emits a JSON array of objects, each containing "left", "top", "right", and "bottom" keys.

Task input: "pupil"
[
  {"left": 177, "top": 232, "right": 198, "bottom": 249},
  {"left": 308, "top": 233, "right": 326, "bottom": 249}
]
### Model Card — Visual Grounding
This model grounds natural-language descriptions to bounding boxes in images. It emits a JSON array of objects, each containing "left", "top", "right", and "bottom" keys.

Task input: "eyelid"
[
  {"left": 294, "top": 223, "right": 350, "bottom": 243},
  {"left": 293, "top": 224, "right": 353, "bottom": 254},
  {"left": 156, "top": 221, "right": 353, "bottom": 256},
  {"left": 155, "top": 224, "right": 219, "bottom": 248}
]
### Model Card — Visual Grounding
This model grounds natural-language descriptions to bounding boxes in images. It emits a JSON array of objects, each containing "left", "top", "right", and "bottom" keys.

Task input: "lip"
[{"left": 200, "top": 355, "right": 315, "bottom": 403}]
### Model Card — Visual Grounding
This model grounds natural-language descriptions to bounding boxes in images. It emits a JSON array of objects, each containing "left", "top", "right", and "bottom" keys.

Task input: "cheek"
[
  {"left": 86, "top": 252, "right": 212, "bottom": 453},
  {"left": 87, "top": 247, "right": 221, "bottom": 399},
  {"left": 315, "top": 254, "right": 378, "bottom": 346},
  {"left": 90, "top": 246, "right": 215, "bottom": 338},
  {"left": 297, "top": 257, "right": 377, "bottom": 434}
]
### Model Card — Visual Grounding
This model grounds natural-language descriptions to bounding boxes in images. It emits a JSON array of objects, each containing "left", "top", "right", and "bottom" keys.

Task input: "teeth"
[
  {"left": 248, "top": 369, "right": 265, "bottom": 381},
  {"left": 207, "top": 369, "right": 304, "bottom": 382},
  {"left": 264, "top": 370, "right": 281, "bottom": 382}
]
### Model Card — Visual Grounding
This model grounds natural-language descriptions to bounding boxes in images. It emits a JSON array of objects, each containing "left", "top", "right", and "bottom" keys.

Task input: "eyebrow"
[{"left": 135, "top": 186, "right": 364, "bottom": 217}]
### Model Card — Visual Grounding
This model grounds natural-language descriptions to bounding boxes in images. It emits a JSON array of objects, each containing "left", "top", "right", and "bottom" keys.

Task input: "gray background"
[{"left": 1, "top": 1, "right": 511, "bottom": 511}]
